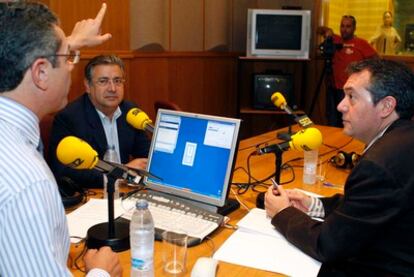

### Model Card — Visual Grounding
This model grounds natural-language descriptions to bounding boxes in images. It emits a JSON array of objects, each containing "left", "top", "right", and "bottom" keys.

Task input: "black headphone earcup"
[
  {"left": 350, "top": 152, "right": 360, "bottom": 167},
  {"left": 58, "top": 177, "right": 85, "bottom": 208},
  {"left": 331, "top": 151, "right": 347, "bottom": 168},
  {"left": 331, "top": 151, "right": 360, "bottom": 169},
  {"left": 62, "top": 191, "right": 84, "bottom": 208}
]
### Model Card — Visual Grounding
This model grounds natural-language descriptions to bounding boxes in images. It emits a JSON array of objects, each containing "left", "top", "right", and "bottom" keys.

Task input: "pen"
[
  {"left": 271, "top": 178, "right": 279, "bottom": 189},
  {"left": 323, "top": 182, "right": 342, "bottom": 189}
]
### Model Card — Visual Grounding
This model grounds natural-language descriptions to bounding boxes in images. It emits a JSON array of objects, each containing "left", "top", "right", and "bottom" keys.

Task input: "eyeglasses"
[
  {"left": 50, "top": 50, "right": 80, "bottom": 65},
  {"left": 94, "top": 77, "right": 126, "bottom": 87}
]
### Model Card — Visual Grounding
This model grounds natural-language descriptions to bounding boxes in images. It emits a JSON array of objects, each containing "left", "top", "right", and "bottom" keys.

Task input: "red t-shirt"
[{"left": 332, "top": 35, "right": 377, "bottom": 89}]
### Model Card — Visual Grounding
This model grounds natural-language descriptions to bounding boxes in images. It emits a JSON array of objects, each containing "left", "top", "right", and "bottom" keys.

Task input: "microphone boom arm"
[{"left": 105, "top": 161, "right": 162, "bottom": 181}]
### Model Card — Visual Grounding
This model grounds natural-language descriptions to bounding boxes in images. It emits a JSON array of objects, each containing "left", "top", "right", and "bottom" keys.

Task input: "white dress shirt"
[{"left": 0, "top": 96, "right": 109, "bottom": 277}]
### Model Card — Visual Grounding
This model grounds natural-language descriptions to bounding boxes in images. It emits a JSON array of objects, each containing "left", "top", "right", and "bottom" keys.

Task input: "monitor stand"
[
  {"left": 181, "top": 197, "right": 240, "bottom": 216},
  {"left": 152, "top": 190, "right": 240, "bottom": 216},
  {"left": 217, "top": 198, "right": 240, "bottom": 216}
]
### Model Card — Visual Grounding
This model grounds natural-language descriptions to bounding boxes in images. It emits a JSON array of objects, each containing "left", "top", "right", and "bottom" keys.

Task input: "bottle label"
[
  {"left": 131, "top": 257, "right": 152, "bottom": 271},
  {"left": 304, "top": 164, "right": 316, "bottom": 174}
]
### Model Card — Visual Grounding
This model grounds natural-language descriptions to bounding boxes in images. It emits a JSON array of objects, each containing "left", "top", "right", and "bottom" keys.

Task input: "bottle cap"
[{"left": 135, "top": 199, "right": 149, "bottom": 209}]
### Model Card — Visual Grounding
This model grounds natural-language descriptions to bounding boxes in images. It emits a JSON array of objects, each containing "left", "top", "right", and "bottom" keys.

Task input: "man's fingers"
[
  {"left": 99, "top": 33, "right": 112, "bottom": 43},
  {"left": 95, "top": 3, "right": 107, "bottom": 23},
  {"left": 276, "top": 184, "right": 286, "bottom": 196}
]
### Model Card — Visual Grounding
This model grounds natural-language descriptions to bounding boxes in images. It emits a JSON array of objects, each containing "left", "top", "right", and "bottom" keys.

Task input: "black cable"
[
  {"left": 237, "top": 137, "right": 279, "bottom": 152},
  {"left": 322, "top": 137, "right": 354, "bottom": 152},
  {"left": 121, "top": 186, "right": 145, "bottom": 200},
  {"left": 231, "top": 137, "right": 354, "bottom": 194},
  {"left": 72, "top": 240, "right": 88, "bottom": 273},
  {"left": 279, "top": 163, "right": 296, "bottom": 185}
]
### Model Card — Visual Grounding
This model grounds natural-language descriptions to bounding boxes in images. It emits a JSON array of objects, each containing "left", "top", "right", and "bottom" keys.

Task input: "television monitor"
[
  {"left": 246, "top": 9, "right": 311, "bottom": 59},
  {"left": 253, "top": 73, "right": 294, "bottom": 110},
  {"left": 144, "top": 109, "right": 241, "bottom": 212}
]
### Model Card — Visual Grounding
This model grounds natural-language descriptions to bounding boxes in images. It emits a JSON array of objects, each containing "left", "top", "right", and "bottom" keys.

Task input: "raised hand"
[{"left": 67, "top": 3, "right": 112, "bottom": 50}]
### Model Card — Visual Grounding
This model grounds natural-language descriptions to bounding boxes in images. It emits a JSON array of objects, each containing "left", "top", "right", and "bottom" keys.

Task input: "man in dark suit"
[
  {"left": 265, "top": 59, "right": 414, "bottom": 276},
  {"left": 48, "top": 55, "right": 150, "bottom": 188}
]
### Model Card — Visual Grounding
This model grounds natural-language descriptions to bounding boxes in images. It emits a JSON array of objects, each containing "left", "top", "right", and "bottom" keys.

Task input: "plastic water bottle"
[
  {"left": 103, "top": 146, "right": 120, "bottom": 199},
  {"left": 303, "top": 149, "right": 318, "bottom": 185},
  {"left": 130, "top": 199, "right": 154, "bottom": 277}
]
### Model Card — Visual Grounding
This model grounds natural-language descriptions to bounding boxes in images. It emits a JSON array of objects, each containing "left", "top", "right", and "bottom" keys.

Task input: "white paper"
[
  {"left": 214, "top": 208, "right": 321, "bottom": 277},
  {"left": 294, "top": 188, "right": 323, "bottom": 198},
  {"left": 119, "top": 198, "right": 138, "bottom": 220},
  {"left": 236, "top": 208, "right": 283, "bottom": 238},
  {"left": 66, "top": 199, "right": 127, "bottom": 243}
]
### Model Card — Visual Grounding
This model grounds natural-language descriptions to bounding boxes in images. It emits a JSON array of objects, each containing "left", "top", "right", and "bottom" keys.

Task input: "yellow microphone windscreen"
[
  {"left": 271, "top": 92, "right": 287, "bottom": 108},
  {"left": 126, "top": 108, "right": 152, "bottom": 130},
  {"left": 56, "top": 136, "right": 99, "bottom": 169},
  {"left": 290, "top": 127, "right": 323, "bottom": 151}
]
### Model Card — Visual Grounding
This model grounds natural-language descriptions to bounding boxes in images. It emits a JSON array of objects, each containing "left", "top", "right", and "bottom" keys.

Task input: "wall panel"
[
  {"left": 128, "top": 58, "right": 170, "bottom": 119},
  {"left": 130, "top": 0, "right": 169, "bottom": 51},
  {"left": 169, "top": 58, "right": 205, "bottom": 111},
  {"left": 171, "top": 0, "right": 204, "bottom": 51},
  {"left": 231, "top": 0, "right": 252, "bottom": 52},
  {"left": 49, "top": 0, "right": 130, "bottom": 51},
  {"left": 202, "top": 58, "right": 237, "bottom": 116},
  {"left": 205, "top": 0, "right": 232, "bottom": 51}
]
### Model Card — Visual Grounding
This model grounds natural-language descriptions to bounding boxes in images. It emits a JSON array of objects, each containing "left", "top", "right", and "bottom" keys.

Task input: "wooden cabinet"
[{"left": 237, "top": 57, "right": 308, "bottom": 139}]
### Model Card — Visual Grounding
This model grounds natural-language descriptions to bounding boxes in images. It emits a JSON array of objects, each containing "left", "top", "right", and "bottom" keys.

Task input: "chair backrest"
[{"left": 153, "top": 100, "right": 181, "bottom": 114}]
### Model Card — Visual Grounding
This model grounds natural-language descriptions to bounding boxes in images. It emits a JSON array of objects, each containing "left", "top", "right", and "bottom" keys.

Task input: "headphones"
[
  {"left": 330, "top": 151, "right": 361, "bottom": 169},
  {"left": 58, "top": 177, "right": 86, "bottom": 208}
]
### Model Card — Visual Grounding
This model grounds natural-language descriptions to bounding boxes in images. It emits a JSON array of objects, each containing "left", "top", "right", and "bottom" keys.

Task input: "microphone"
[
  {"left": 126, "top": 107, "right": 154, "bottom": 133},
  {"left": 56, "top": 136, "right": 143, "bottom": 184},
  {"left": 256, "top": 127, "right": 322, "bottom": 155},
  {"left": 271, "top": 92, "right": 313, "bottom": 128}
]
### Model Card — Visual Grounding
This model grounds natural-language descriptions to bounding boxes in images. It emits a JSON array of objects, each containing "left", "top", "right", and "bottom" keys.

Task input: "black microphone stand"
[
  {"left": 276, "top": 123, "right": 293, "bottom": 141},
  {"left": 86, "top": 167, "right": 130, "bottom": 252},
  {"left": 274, "top": 149, "right": 283, "bottom": 185},
  {"left": 256, "top": 147, "right": 284, "bottom": 209}
]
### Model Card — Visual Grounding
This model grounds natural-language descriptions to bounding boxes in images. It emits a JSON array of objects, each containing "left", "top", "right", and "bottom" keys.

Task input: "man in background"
[
  {"left": 48, "top": 54, "right": 150, "bottom": 189},
  {"left": 0, "top": 2, "right": 121, "bottom": 276},
  {"left": 265, "top": 59, "right": 414, "bottom": 275},
  {"left": 319, "top": 15, "right": 377, "bottom": 127}
]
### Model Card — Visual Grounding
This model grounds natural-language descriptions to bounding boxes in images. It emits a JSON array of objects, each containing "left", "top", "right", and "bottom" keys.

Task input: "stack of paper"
[
  {"left": 66, "top": 199, "right": 128, "bottom": 243},
  {"left": 213, "top": 208, "right": 321, "bottom": 277}
]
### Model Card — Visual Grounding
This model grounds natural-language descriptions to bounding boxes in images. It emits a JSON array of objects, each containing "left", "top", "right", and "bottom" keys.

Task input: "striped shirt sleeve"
[
  {"left": 0, "top": 180, "right": 71, "bottom": 277},
  {"left": 306, "top": 196, "right": 325, "bottom": 218}
]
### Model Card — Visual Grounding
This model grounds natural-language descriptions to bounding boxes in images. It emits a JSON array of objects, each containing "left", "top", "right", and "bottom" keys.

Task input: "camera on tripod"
[
  {"left": 319, "top": 36, "right": 343, "bottom": 59},
  {"left": 309, "top": 35, "right": 343, "bottom": 116}
]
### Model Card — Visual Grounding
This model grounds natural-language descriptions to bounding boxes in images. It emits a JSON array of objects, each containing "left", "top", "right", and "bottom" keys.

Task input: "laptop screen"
[{"left": 144, "top": 109, "right": 241, "bottom": 208}]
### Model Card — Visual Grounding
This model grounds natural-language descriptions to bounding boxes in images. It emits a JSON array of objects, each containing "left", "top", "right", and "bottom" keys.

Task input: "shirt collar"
[
  {"left": 95, "top": 106, "right": 122, "bottom": 122},
  {"left": 363, "top": 123, "right": 393, "bottom": 154}
]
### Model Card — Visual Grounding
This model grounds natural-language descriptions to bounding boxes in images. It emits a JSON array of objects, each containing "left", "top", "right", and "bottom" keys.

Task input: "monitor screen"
[
  {"left": 246, "top": 9, "right": 311, "bottom": 59},
  {"left": 256, "top": 14, "right": 302, "bottom": 50},
  {"left": 144, "top": 109, "right": 241, "bottom": 208}
]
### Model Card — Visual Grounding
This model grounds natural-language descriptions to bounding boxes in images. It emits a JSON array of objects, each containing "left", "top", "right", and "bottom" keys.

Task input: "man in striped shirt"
[{"left": 0, "top": 2, "right": 121, "bottom": 276}]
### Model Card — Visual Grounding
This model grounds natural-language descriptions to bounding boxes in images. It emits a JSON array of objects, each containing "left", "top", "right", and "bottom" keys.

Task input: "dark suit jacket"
[
  {"left": 271, "top": 119, "right": 414, "bottom": 276},
  {"left": 48, "top": 93, "right": 150, "bottom": 188}
]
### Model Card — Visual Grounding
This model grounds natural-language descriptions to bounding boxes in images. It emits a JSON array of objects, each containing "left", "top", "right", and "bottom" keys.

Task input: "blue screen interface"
[{"left": 147, "top": 112, "right": 237, "bottom": 200}]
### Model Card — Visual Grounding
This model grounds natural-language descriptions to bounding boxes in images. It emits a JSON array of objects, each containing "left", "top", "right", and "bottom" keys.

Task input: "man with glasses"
[
  {"left": 0, "top": 2, "right": 122, "bottom": 276},
  {"left": 318, "top": 15, "right": 378, "bottom": 127},
  {"left": 49, "top": 55, "right": 151, "bottom": 189}
]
